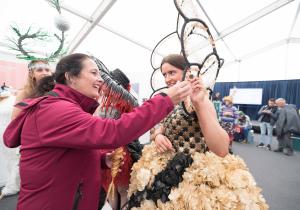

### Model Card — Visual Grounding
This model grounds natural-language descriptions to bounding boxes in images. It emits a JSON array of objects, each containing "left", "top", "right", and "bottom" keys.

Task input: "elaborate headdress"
[
  {"left": 6, "top": 0, "right": 69, "bottom": 62},
  {"left": 150, "top": 0, "right": 224, "bottom": 114},
  {"left": 93, "top": 57, "right": 138, "bottom": 115}
]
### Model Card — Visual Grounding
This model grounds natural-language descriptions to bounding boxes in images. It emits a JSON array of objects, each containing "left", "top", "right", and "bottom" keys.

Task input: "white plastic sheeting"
[
  {"left": 0, "top": 0, "right": 299, "bottom": 99},
  {"left": 0, "top": 96, "right": 20, "bottom": 195}
]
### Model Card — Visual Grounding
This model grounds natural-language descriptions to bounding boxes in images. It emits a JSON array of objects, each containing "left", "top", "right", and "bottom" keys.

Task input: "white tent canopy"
[{"left": 0, "top": 0, "right": 299, "bottom": 99}]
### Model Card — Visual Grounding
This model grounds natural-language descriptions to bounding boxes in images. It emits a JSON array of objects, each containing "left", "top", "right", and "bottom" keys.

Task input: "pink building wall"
[{"left": 0, "top": 60, "right": 28, "bottom": 89}]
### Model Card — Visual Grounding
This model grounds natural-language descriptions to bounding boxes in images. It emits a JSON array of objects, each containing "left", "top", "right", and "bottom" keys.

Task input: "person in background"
[
  {"left": 274, "top": 98, "right": 300, "bottom": 156},
  {"left": 256, "top": 98, "right": 278, "bottom": 150},
  {"left": 0, "top": 60, "right": 52, "bottom": 199},
  {"left": 234, "top": 111, "right": 252, "bottom": 143},
  {"left": 1, "top": 82, "right": 10, "bottom": 91},
  {"left": 12, "top": 59, "right": 53, "bottom": 119},
  {"left": 212, "top": 92, "right": 222, "bottom": 118},
  {"left": 212, "top": 91, "right": 221, "bottom": 101},
  {"left": 219, "top": 96, "right": 239, "bottom": 153},
  {"left": 3, "top": 53, "right": 192, "bottom": 210},
  {"left": 98, "top": 69, "right": 143, "bottom": 210}
]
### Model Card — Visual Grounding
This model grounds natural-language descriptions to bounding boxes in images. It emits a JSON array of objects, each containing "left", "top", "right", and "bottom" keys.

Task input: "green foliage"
[
  {"left": 6, "top": 0, "right": 67, "bottom": 62},
  {"left": 46, "top": 0, "right": 62, "bottom": 14}
]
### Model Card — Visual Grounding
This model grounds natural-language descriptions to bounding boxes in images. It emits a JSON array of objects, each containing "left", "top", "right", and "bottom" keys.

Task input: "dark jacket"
[
  {"left": 257, "top": 105, "right": 278, "bottom": 126},
  {"left": 3, "top": 84, "right": 174, "bottom": 210},
  {"left": 276, "top": 104, "right": 300, "bottom": 136}
]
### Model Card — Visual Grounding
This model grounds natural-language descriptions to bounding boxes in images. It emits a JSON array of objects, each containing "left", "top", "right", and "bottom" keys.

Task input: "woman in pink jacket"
[{"left": 3, "top": 53, "right": 193, "bottom": 210}]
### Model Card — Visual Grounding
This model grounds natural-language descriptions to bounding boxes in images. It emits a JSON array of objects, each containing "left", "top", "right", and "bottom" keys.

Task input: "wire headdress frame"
[
  {"left": 150, "top": 0, "right": 224, "bottom": 114},
  {"left": 92, "top": 56, "right": 138, "bottom": 115}
]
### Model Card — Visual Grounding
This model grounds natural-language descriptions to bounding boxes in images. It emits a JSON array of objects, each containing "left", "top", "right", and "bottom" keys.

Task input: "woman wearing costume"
[
  {"left": 98, "top": 69, "right": 143, "bottom": 210},
  {"left": 12, "top": 60, "right": 53, "bottom": 119},
  {"left": 127, "top": 54, "right": 268, "bottom": 210}
]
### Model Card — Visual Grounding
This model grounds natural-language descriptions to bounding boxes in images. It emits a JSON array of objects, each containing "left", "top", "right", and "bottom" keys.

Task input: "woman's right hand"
[
  {"left": 154, "top": 134, "right": 175, "bottom": 153},
  {"left": 166, "top": 81, "right": 192, "bottom": 105}
]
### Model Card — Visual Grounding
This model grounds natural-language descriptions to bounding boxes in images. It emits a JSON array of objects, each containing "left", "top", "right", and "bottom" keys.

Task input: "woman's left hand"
[{"left": 189, "top": 77, "right": 207, "bottom": 105}]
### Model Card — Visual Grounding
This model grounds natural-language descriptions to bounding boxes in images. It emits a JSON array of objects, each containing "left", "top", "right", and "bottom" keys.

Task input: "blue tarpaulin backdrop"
[{"left": 214, "top": 80, "right": 300, "bottom": 120}]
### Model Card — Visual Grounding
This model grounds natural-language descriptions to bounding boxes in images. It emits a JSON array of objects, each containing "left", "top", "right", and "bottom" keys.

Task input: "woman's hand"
[
  {"left": 189, "top": 77, "right": 207, "bottom": 106},
  {"left": 154, "top": 134, "right": 175, "bottom": 153},
  {"left": 166, "top": 81, "right": 192, "bottom": 105}
]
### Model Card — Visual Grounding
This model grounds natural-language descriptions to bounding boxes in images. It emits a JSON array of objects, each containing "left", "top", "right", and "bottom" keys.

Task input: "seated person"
[{"left": 234, "top": 111, "right": 252, "bottom": 143}]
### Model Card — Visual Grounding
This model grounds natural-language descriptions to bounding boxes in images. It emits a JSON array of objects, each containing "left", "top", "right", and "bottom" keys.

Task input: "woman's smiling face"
[
  {"left": 161, "top": 63, "right": 183, "bottom": 87},
  {"left": 70, "top": 58, "right": 103, "bottom": 99}
]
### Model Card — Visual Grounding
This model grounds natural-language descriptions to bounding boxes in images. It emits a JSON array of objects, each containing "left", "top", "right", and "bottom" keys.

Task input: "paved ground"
[{"left": 1, "top": 134, "right": 300, "bottom": 210}]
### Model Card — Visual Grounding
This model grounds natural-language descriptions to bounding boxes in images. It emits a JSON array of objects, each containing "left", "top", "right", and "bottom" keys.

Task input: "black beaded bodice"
[{"left": 163, "top": 105, "right": 207, "bottom": 155}]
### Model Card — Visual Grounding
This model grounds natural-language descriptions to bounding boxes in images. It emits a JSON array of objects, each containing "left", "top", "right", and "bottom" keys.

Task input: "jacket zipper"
[{"left": 72, "top": 181, "right": 83, "bottom": 210}]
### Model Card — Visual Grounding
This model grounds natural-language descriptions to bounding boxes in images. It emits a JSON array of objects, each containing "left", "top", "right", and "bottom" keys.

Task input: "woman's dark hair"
[
  {"left": 269, "top": 98, "right": 276, "bottom": 102},
  {"left": 31, "top": 53, "right": 91, "bottom": 97},
  {"left": 160, "top": 54, "right": 187, "bottom": 71},
  {"left": 54, "top": 53, "right": 91, "bottom": 84},
  {"left": 31, "top": 75, "right": 55, "bottom": 98}
]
